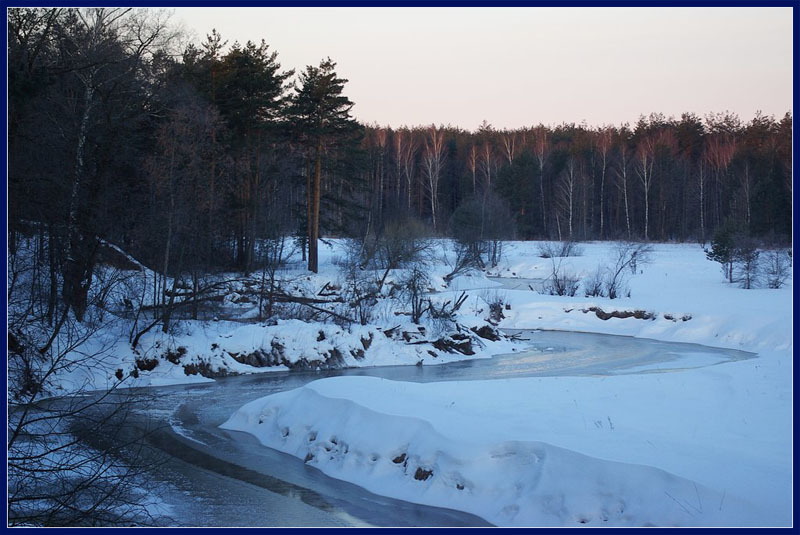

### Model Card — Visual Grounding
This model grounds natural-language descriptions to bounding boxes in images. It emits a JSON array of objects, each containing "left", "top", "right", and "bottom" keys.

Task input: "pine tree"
[
  {"left": 288, "top": 58, "right": 361, "bottom": 273},
  {"left": 706, "top": 219, "right": 741, "bottom": 283}
]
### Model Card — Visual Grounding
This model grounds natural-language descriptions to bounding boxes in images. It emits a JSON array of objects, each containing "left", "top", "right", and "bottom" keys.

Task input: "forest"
[
  {"left": 9, "top": 8, "right": 793, "bottom": 288},
  {"left": 6, "top": 8, "right": 794, "bottom": 527}
]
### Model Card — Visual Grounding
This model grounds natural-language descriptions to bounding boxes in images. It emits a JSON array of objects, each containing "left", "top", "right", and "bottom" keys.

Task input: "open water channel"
[{"left": 126, "top": 328, "right": 753, "bottom": 527}]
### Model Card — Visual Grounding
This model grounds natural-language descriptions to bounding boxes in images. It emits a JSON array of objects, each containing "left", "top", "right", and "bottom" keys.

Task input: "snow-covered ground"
[
  {"left": 221, "top": 240, "right": 793, "bottom": 527},
  {"left": 50, "top": 239, "right": 522, "bottom": 392}
]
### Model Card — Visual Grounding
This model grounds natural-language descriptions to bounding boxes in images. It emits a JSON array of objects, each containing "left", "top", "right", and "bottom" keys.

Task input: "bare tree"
[
  {"left": 703, "top": 133, "right": 736, "bottom": 228},
  {"left": 501, "top": 130, "right": 517, "bottom": 165},
  {"left": 59, "top": 8, "right": 176, "bottom": 323},
  {"left": 144, "top": 99, "right": 224, "bottom": 333},
  {"left": 532, "top": 125, "right": 550, "bottom": 236},
  {"left": 635, "top": 134, "right": 656, "bottom": 240},
  {"left": 479, "top": 141, "right": 497, "bottom": 191},
  {"left": 372, "top": 217, "right": 433, "bottom": 291},
  {"left": 602, "top": 241, "right": 654, "bottom": 299},
  {"left": 421, "top": 124, "right": 446, "bottom": 230},
  {"left": 556, "top": 157, "right": 578, "bottom": 240},
  {"left": 764, "top": 249, "right": 791, "bottom": 289},
  {"left": 337, "top": 241, "right": 379, "bottom": 326},
  {"left": 614, "top": 127, "right": 633, "bottom": 239},
  {"left": 394, "top": 127, "right": 418, "bottom": 213},
  {"left": 400, "top": 264, "right": 431, "bottom": 325},
  {"left": 8, "top": 234, "right": 160, "bottom": 526},
  {"left": 596, "top": 126, "right": 614, "bottom": 238},
  {"left": 543, "top": 258, "right": 580, "bottom": 297},
  {"left": 373, "top": 127, "right": 388, "bottom": 225},
  {"left": 697, "top": 156, "right": 709, "bottom": 243},
  {"left": 737, "top": 161, "right": 753, "bottom": 229},
  {"left": 392, "top": 128, "right": 407, "bottom": 206},
  {"left": 467, "top": 144, "right": 478, "bottom": 195}
]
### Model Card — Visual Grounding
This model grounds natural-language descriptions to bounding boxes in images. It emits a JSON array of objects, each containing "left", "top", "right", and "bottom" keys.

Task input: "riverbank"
[{"left": 221, "top": 240, "right": 793, "bottom": 527}]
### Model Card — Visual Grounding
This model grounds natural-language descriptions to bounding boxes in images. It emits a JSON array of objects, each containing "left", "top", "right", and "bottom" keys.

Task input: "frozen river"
[{"left": 129, "top": 329, "right": 753, "bottom": 527}]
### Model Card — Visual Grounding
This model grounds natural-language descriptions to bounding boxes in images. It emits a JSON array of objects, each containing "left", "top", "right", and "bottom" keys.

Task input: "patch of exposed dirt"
[
  {"left": 432, "top": 333, "right": 474, "bottom": 355},
  {"left": 581, "top": 307, "right": 655, "bottom": 321},
  {"left": 471, "top": 324, "right": 501, "bottom": 341},
  {"left": 183, "top": 360, "right": 229, "bottom": 378},
  {"left": 135, "top": 357, "right": 159, "bottom": 371},
  {"left": 663, "top": 313, "right": 692, "bottom": 322},
  {"left": 414, "top": 467, "right": 434, "bottom": 481}
]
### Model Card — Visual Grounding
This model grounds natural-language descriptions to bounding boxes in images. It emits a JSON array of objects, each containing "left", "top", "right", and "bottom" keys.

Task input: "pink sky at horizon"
[{"left": 172, "top": 7, "right": 793, "bottom": 131}]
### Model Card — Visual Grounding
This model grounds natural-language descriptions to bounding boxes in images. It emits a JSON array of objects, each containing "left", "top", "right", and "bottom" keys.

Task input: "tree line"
[
  {"left": 9, "top": 8, "right": 365, "bottom": 325},
  {"left": 9, "top": 8, "right": 793, "bottom": 323},
  {"left": 360, "top": 112, "right": 791, "bottom": 245},
  {"left": 4, "top": 9, "right": 793, "bottom": 524}
]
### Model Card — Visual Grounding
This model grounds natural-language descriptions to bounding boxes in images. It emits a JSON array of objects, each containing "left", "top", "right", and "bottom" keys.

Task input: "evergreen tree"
[
  {"left": 288, "top": 58, "right": 361, "bottom": 273},
  {"left": 706, "top": 219, "right": 741, "bottom": 283}
]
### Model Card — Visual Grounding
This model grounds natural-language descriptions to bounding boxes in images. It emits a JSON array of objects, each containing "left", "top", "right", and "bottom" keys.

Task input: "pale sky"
[{"left": 172, "top": 7, "right": 793, "bottom": 130}]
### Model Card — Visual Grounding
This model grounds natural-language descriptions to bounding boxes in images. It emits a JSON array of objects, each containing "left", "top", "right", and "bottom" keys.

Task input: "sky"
[{"left": 172, "top": 7, "right": 793, "bottom": 131}]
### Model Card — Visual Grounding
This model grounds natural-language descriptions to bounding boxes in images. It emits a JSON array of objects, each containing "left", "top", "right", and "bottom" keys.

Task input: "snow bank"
[
  {"left": 222, "top": 366, "right": 789, "bottom": 526},
  {"left": 71, "top": 316, "right": 518, "bottom": 391},
  {"left": 493, "top": 241, "right": 791, "bottom": 354},
  {"left": 220, "top": 240, "right": 792, "bottom": 527}
]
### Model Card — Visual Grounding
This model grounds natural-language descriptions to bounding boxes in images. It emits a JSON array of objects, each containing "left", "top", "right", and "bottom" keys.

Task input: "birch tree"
[
  {"left": 614, "top": 127, "right": 633, "bottom": 239},
  {"left": 501, "top": 130, "right": 517, "bottom": 165},
  {"left": 532, "top": 126, "right": 550, "bottom": 236},
  {"left": 394, "top": 127, "right": 417, "bottom": 213},
  {"left": 697, "top": 156, "right": 708, "bottom": 243},
  {"left": 467, "top": 144, "right": 478, "bottom": 195},
  {"left": 421, "top": 124, "right": 446, "bottom": 230},
  {"left": 556, "top": 157, "right": 578, "bottom": 240},
  {"left": 635, "top": 134, "right": 656, "bottom": 240},
  {"left": 703, "top": 134, "right": 736, "bottom": 229},
  {"left": 595, "top": 126, "right": 613, "bottom": 238},
  {"left": 57, "top": 8, "right": 174, "bottom": 322}
]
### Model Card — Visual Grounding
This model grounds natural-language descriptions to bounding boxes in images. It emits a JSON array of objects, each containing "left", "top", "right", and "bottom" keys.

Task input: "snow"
[
  {"left": 493, "top": 242, "right": 792, "bottom": 353},
  {"left": 43, "top": 236, "right": 521, "bottom": 392},
  {"left": 20, "top": 235, "right": 791, "bottom": 526},
  {"left": 220, "top": 240, "right": 792, "bottom": 527},
  {"left": 62, "top": 315, "right": 518, "bottom": 392}
]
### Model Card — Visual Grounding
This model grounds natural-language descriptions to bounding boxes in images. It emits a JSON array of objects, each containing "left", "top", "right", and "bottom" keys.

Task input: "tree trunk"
[
  {"left": 700, "top": 166, "right": 706, "bottom": 245},
  {"left": 62, "top": 82, "right": 95, "bottom": 321},
  {"left": 308, "top": 139, "right": 322, "bottom": 273},
  {"left": 599, "top": 157, "right": 606, "bottom": 238},
  {"left": 161, "top": 137, "right": 176, "bottom": 312},
  {"left": 539, "top": 160, "right": 547, "bottom": 237},
  {"left": 191, "top": 272, "right": 199, "bottom": 320},
  {"left": 643, "top": 183, "right": 649, "bottom": 241},
  {"left": 305, "top": 155, "right": 312, "bottom": 264},
  {"left": 246, "top": 158, "right": 260, "bottom": 276},
  {"left": 47, "top": 226, "right": 58, "bottom": 325}
]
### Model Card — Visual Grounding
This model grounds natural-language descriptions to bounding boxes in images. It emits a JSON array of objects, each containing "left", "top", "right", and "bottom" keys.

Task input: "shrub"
[
  {"left": 544, "top": 259, "right": 580, "bottom": 297},
  {"left": 399, "top": 264, "right": 431, "bottom": 324},
  {"left": 604, "top": 242, "right": 653, "bottom": 299},
  {"left": 583, "top": 267, "right": 606, "bottom": 297},
  {"left": 480, "top": 290, "right": 507, "bottom": 323},
  {"left": 733, "top": 237, "right": 760, "bottom": 289},
  {"left": 764, "top": 249, "right": 791, "bottom": 289},
  {"left": 705, "top": 220, "right": 741, "bottom": 283},
  {"left": 537, "top": 240, "right": 584, "bottom": 259}
]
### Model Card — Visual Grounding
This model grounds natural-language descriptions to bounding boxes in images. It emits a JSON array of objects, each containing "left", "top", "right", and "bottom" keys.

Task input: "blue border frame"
[
  {"left": 3, "top": 1, "right": 795, "bottom": 533},
  {"left": 1, "top": 1, "right": 798, "bottom": 6}
]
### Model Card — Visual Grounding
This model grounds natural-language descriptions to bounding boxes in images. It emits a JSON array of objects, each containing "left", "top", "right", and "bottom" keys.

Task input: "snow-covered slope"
[
  {"left": 221, "top": 368, "right": 788, "bottom": 527},
  {"left": 221, "top": 240, "right": 792, "bottom": 527},
  {"left": 492, "top": 241, "right": 791, "bottom": 353}
]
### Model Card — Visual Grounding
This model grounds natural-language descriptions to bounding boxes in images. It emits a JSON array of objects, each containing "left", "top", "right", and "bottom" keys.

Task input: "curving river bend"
[{"left": 126, "top": 329, "right": 753, "bottom": 527}]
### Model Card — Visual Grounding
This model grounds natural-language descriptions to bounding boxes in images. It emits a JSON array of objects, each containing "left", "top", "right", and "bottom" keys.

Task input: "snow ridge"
[{"left": 221, "top": 379, "right": 761, "bottom": 527}]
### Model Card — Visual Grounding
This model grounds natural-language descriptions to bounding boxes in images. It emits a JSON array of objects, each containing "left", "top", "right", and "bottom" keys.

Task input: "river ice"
[{"left": 218, "top": 241, "right": 791, "bottom": 527}]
